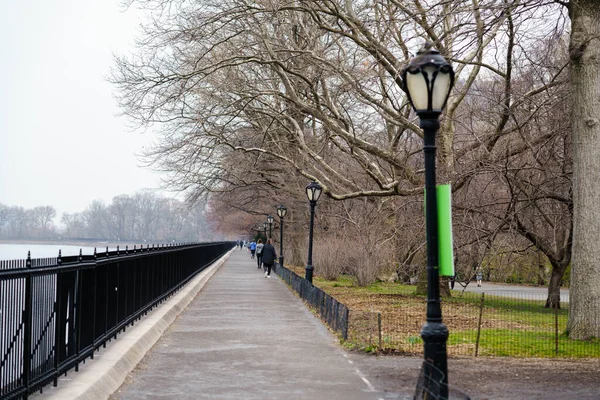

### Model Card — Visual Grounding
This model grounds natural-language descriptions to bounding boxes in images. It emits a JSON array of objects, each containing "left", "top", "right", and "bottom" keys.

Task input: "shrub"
[{"left": 313, "top": 237, "right": 347, "bottom": 280}]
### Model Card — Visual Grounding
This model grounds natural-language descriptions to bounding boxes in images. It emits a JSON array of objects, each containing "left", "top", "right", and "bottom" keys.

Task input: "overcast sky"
[{"left": 0, "top": 1, "right": 166, "bottom": 218}]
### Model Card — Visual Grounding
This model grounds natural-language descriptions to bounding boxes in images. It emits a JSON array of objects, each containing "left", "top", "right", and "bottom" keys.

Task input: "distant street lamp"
[
  {"left": 305, "top": 181, "right": 322, "bottom": 284},
  {"left": 401, "top": 42, "right": 455, "bottom": 399},
  {"left": 277, "top": 205, "right": 287, "bottom": 267},
  {"left": 262, "top": 222, "right": 268, "bottom": 241},
  {"left": 267, "top": 214, "right": 274, "bottom": 238}
]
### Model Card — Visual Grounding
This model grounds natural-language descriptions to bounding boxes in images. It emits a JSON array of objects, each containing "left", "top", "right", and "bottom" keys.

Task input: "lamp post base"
[
  {"left": 305, "top": 265, "right": 314, "bottom": 284},
  {"left": 419, "top": 321, "right": 449, "bottom": 399},
  {"left": 278, "top": 256, "right": 284, "bottom": 268}
]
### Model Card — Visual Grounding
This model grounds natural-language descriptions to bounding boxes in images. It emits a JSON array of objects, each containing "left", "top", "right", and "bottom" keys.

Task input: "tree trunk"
[
  {"left": 537, "top": 264, "right": 546, "bottom": 286},
  {"left": 567, "top": 0, "right": 600, "bottom": 339},
  {"left": 415, "top": 266, "right": 427, "bottom": 295},
  {"left": 545, "top": 260, "right": 568, "bottom": 309},
  {"left": 537, "top": 252, "right": 546, "bottom": 286},
  {"left": 440, "top": 277, "right": 451, "bottom": 297},
  {"left": 415, "top": 269, "right": 451, "bottom": 297}
]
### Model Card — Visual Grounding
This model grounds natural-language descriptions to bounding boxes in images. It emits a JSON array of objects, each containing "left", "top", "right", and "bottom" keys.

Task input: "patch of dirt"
[{"left": 350, "top": 353, "right": 600, "bottom": 400}]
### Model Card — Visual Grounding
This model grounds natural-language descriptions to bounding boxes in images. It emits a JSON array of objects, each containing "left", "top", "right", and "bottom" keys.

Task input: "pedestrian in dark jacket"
[{"left": 261, "top": 238, "right": 277, "bottom": 278}]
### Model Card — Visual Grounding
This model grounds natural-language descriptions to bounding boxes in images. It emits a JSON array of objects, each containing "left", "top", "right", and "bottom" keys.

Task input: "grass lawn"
[{"left": 286, "top": 265, "right": 600, "bottom": 358}]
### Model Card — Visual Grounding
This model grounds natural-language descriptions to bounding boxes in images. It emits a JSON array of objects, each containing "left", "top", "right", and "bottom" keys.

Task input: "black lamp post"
[
  {"left": 267, "top": 214, "right": 274, "bottom": 238},
  {"left": 401, "top": 42, "right": 454, "bottom": 399},
  {"left": 277, "top": 205, "right": 287, "bottom": 267},
  {"left": 305, "top": 180, "right": 322, "bottom": 284}
]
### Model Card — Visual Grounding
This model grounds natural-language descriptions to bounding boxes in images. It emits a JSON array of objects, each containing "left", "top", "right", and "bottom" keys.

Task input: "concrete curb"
[{"left": 33, "top": 249, "right": 234, "bottom": 400}]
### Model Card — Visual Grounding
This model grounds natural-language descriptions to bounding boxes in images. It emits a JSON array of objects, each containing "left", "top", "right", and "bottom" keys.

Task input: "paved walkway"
[
  {"left": 112, "top": 250, "right": 386, "bottom": 399},
  {"left": 34, "top": 249, "right": 389, "bottom": 400}
]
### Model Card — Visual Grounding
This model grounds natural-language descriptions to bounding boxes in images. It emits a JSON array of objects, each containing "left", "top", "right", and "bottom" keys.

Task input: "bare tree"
[
  {"left": 106, "top": 195, "right": 137, "bottom": 241},
  {"left": 114, "top": 0, "right": 504, "bottom": 202},
  {"left": 114, "top": 0, "right": 581, "bottom": 300},
  {"left": 61, "top": 212, "right": 86, "bottom": 239},
  {"left": 157, "top": 198, "right": 187, "bottom": 241},
  {"left": 181, "top": 201, "right": 213, "bottom": 241},
  {"left": 133, "top": 190, "right": 162, "bottom": 241},
  {"left": 82, "top": 200, "right": 110, "bottom": 239},
  {"left": 567, "top": 0, "right": 600, "bottom": 339},
  {"left": 0, "top": 204, "right": 10, "bottom": 239},
  {"left": 6, "top": 206, "right": 31, "bottom": 239},
  {"left": 32, "top": 206, "right": 57, "bottom": 237}
]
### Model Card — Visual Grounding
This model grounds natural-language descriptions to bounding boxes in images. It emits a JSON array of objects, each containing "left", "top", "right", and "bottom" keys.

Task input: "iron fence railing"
[
  {"left": 0, "top": 242, "right": 234, "bottom": 400},
  {"left": 275, "top": 264, "right": 349, "bottom": 340}
]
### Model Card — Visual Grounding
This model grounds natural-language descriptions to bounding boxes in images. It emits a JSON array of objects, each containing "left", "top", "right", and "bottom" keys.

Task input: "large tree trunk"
[
  {"left": 537, "top": 252, "right": 546, "bottom": 286},
  {"left": 545, "top": 260, "right": 568, "bottom": 309},
  {"left": 415, "top": 270, "right": 451, "bottom": 297},
  {"left": 415, "top": 266, "right": 428, "bottom": 295},
  {"left": 567, "top": 0, "right": 600, "bottom": 339}
]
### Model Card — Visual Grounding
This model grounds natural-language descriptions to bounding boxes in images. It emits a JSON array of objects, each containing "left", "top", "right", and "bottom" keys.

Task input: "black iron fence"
[
  {"left": 0, "top": 242, "right": 234, "bottom": 400},
  {"left": 275, "top": 264, "right": 349, "bottom": 339}
]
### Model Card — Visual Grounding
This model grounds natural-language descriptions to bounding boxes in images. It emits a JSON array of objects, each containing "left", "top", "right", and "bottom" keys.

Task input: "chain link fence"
[{"left": 348, "top": 291, "right": 600, "bottom": 358}]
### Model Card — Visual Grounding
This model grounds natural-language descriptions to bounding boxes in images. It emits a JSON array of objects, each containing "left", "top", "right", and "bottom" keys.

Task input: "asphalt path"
[
  {"left": 109, "top": 250, "right": 392, "bottom": 400},
  {"left": 451, "top": 281, "right": 570, "bottom": 302}
]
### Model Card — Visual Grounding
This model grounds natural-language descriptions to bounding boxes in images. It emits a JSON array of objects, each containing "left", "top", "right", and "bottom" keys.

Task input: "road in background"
[{"left": 452, "top": 282, "right": 570, "bottom": 302}]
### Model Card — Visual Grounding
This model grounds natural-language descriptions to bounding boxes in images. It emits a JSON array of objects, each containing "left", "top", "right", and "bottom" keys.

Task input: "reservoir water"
[{"left": 0, "top": 243, "right": 107, "bottom": 261}]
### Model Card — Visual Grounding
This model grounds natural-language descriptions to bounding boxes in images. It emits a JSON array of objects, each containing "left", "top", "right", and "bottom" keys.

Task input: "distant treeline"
[{"left": 0, "top": 190, "right": 215, "bottom": 242}]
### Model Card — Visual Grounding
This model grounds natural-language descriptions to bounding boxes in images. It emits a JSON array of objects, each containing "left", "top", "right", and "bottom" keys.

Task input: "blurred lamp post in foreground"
[
  {"left": 277, "top": 205, "right": 287, "bottom": 267},
  {"left": 401, "top": 42, "right": 455, "bottom": 399},
  {"left": 305, "top": 181, "right": 322, "bottom": 284}
]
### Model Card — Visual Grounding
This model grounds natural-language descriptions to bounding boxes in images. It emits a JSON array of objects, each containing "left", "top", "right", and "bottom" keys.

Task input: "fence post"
[
  {"left": 23, "top": 253, "right": 33, "bottom": 399},
  {"left": 343, "top": 307, "right": 349, "bottom": 341},
  {"left": 90, "top": 249, "right": 98, "bottom": 359},
  {"left": 475, "top": 292, "right": 485, "bottom": 357},
  {"left": 378, "top": 312, "right": 382, "bottom": 349},
  {"left": 54, "top": 267, "right": 62, "bottom": 386},
  {"left": 74, "top": 259, "right": 83, "bottom": 372},
  {"left": 554, "top": 305, "right": 559, "bottom": 356}
]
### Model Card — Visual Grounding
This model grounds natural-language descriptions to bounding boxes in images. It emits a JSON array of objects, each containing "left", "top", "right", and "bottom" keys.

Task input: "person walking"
[
  {"left": 255, "top": 239, "right": 264, "bottom": 269},
  {"left": 249, "top": 240, "right": 257, "bottom": 259},
  {"left": 476, "top": 270, "right": 483, "bottom": 287},
  {"left": 261, "top": 238, "right": 277, "bottom": 278}
]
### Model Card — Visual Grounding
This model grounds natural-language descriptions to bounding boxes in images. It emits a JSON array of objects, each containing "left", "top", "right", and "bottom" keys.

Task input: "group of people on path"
[{"left": 245, "top": 238, "right": 277, "bottom": 278}]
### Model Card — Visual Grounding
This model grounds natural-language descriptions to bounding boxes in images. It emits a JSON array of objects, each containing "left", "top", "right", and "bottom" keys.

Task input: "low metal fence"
[
  {"left": 0, "top": 242, "right": 234, "bottom": 399},
  {"left": 275, "top": 264, "right": 349, "bottom": 340},
  {"left": 348, "top": 291, "right": 600, "bottom": 358}
]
